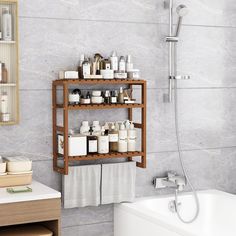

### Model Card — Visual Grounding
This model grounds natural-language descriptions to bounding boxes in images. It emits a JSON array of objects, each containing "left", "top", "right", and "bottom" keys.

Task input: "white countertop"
[{"left": 0, "top": 180, "right": 61, "bottom": 204}]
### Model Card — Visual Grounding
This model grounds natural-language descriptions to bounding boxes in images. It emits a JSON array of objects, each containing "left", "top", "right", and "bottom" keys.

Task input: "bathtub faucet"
[{"left": 153, "top": 171, "right": 186, "bottom": 191}]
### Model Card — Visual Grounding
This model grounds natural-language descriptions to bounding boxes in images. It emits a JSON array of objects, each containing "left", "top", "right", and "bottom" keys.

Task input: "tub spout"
[{"left": 153, "top": 171, "right": 186, "bottom": 191}]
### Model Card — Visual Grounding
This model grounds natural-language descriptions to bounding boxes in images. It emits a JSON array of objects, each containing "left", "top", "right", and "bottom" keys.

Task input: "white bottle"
[
  {"left": 126, "top": 55, "right": 134, "bottom": 72},
  {"left": 128, "top": 122, "right": 137, "bottom": 152},
  {"left": 0, "top": 62, "right": 2, "bottom": 82},
  {"left": 124, "top": 120, "right": 131, "bottom": 130},
  {"left": 1, "top": 91, "right": 8, "bottom": 113},
  {"left": 119, "top": 56, "right": 126, "bottom": 72},
  {"left": 110, "top": 51, "right": 118, "bottom": 71},
  {"left": 92, "top": 121, "right": 101, "bottom": 136},
  {"left": 2, "top": 7, "right": 12, "bottom": 41},
  {"left": 118, "top": 122, "right": 128, "bottom": 152},
  {"left": 80, "top": 121, "right": 90, "bottom": 135},
  {"left": 98, "top": 126, "right": 109, "bottom": 154}
]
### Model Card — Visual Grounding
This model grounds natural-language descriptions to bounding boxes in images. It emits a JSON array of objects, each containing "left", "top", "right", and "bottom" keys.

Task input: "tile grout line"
[{"left": 18, "top": 15, "right": 236, "bottom": 29}]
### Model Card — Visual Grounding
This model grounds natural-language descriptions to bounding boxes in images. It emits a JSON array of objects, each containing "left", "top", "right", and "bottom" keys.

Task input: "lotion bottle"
[
  {"left": 119, "top": 56, "right": 126, "bottom": 72},
  {"left": 80, "top": 121, "right": 90, "bottom": 135},
  {"left": 126, "top": 55, "right": 134, "bottom": 72},
  {"left": 118, "top": 87, "right": 124, "bottom": 104},
  {"left": 118, "top": 122, "right": 128, "bottom": 152},
  {"left": 128, "top": 122, "right": 136, "bottom": 152},
  {"left": 98, "top": 126, "right": 109, "bottom": 154},
  {"left": 2, "top": 7, "right": 12, "bottom": 41},
  {"left": 109, "top": 123, "right": 119, "bottom": 152},
  {"left": 110, "top": 51, "right": 118, "bottom": 71}
]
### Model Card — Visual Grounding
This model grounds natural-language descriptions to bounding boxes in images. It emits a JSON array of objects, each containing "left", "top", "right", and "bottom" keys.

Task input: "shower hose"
[{"left": 173, "top": 79, "right": 200, "bottom": 223}]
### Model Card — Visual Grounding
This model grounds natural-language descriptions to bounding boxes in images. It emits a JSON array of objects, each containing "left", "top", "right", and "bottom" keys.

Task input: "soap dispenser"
[
  {"left": 87, "top": 127, "right": 98, "bottom": 154},
  {"left": 109, "top": 123, "right": 119, "bottom": 152},
  {"left": 128, "top": 121, "right": 136, "bottom": 152},
  {"left": 118, "top": 122, "right": 128, "bottom": 152}
]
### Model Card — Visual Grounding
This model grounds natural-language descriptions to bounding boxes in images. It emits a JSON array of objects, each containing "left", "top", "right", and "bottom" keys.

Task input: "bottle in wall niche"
[
  {"left": 2, "top": 63, "right": 8, "bottom": 83},
  {"left": 109, "top": 123, "right": 119, "bottom": 152},
  {"left": 119, "top": 56, "right": 126, "bottom": 72},
  {"left": 87, "top": 127, "right": 98, "bottom": 154},
  {"left": 128, "top": 122, "right": 137, "bottom": 152},
  {"left": 110, "top": 51, "right": 118, "bottom": 71},
  {"left": 98, "top": 126, "right": 109, "bottom": 154},
  {"left": 1, "top": 91, "right": 8, "bottom": 113},
  {"left": 126, "top": 55, "right": 133, "bottom": 72},
  {"left": 118, "top": 122, "right": 128, "bottom": 152},
  {"left": 80, "top": 121, "right": 90, "bottom": 135},
  {"left": 118, "top": 87, "right": 124, "bottom": 104},
  {"left": 2, "top": 7, "right": 12, "bottom": 41},
  {"left": 92, "top": 121, "right": 101, "bottom": 136}
]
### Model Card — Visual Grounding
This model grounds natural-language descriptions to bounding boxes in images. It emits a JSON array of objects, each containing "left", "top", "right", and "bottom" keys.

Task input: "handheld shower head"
[
  {"left": 176, "top": 4, "right": 189, "bottom": 17},
  {"left": 175, "top": 5, "right": 188, "bottom": 37}
]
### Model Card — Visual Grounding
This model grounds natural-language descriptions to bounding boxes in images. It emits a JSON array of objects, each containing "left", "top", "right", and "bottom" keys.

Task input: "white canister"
[
  {"left": 1, "top": 92, "right": 8, "bottom": 113},
  {"left": 91, "top": 96, "right": 103, "bottom": 104},
  {"left": 92, "top": 91, "right": 102, "bottom": 97},
  {"left": 98, "top": 135, "right": 109, "bottom": 154}
]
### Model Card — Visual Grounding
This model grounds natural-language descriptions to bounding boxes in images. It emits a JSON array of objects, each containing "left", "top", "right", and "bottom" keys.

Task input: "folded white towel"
[
  {"left": 101, "top": 162, "right": 136, "bottom": 204},
  {"left": 63, "top": 165, "right": 101, "bottom": 208}
]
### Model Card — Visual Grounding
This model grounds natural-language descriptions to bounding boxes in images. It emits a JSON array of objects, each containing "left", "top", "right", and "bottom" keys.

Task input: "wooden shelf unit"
[{"left": 52, "top": 79, "right": 147, "bottom": 175}]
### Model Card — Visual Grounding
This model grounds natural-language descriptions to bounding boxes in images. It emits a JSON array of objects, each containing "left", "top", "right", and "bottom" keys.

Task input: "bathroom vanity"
[{"left": 0, "top": 181, "right": 61, "bottom": 235}]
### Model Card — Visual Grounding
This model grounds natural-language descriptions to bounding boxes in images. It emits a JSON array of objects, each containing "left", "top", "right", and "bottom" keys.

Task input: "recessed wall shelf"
[
  {"left": 0, "top": 0, "right": 19, "bottom": 125},
  {"left": 52, "top": 79, "right": 147, "bottom": 175}
]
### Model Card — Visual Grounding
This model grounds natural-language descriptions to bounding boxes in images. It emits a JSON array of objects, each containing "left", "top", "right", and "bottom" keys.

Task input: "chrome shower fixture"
[
  {"left": 176, "top": 5, "right": 189, "bottom": 37},
  {"left": 164, "top": 0, "right": 190, "bottom": 102}
]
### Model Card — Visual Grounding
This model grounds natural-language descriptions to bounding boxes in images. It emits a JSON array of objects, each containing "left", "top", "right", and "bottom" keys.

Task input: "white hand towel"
[
  {"left": 101, "top": 162, "right": 136, "bottom": 204},
  {"left": 63, "top": 165, "right": 101, "bottom": 208}
]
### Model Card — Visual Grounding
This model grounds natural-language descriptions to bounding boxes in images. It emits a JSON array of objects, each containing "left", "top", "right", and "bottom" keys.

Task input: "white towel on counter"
[
  {"left": 101, "top": 162, "right": 136, "bottom": 204},
  {"left": 63, "top": 165, "right": 101, "bottom": 208}
]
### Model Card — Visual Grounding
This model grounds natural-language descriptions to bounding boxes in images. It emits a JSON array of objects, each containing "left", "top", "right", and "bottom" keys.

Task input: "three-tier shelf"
[{"left": 52, "top": 79, "right": 146, "bottom": 175}]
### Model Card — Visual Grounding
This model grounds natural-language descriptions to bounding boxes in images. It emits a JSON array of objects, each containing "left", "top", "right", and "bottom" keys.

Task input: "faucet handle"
[{"left": 167, "top": 171, "right": 177, "bottom": 178}]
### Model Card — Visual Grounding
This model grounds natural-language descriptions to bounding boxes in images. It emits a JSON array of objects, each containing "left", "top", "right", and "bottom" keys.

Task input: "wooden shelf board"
[
  {"left": 66, "top": 151, "right": 144, "bottom": 161},
  {"left": 56, "top": 103, "right": 144, "bottom": 110},
  {"left": 0, "top": 83, "right": 16, "bottom": 87},
  {"left": 0, "top": 41, "right": 16, "bottom": 44},
  {"left": 53, "top": 79, "right": 146, "bottom": 85},
  {"left": 0, "top": 121, "right": 16, "bottom": 125}
]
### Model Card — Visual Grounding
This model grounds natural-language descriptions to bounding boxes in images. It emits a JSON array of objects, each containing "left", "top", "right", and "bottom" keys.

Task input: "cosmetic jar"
[
  {"left": 100, "top": 69, "right": 114, "bottom": 79},
  {"left": 91, "top": 96, "right": 103, "bottom": 104},
  {"left": 128, "top": 69, "right": 140, "bottom": 79},
  {"left": 69, "top": 93, "right": 80, "bottom": 104},
  {"left": 92, "top": 90, "right": 102, "bottom": 97},
  {"left": 81, "top": 98, "right": 91, "bottom": 104}
]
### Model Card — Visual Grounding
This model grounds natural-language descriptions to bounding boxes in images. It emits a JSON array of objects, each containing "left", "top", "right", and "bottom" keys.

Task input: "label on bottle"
[
  {"left": 98, "top": 136, "right": 109, "bottom": 154},
  {"left": 109, "top": 133, "right": 118, "bottom": 142},
  {"left": 89, "top": 140, "right": 97, "bottom": 153},
  {"left": 111, "top": 97, "right": 117, "bottom": 103},
  {"left": 83, "top": 64, "right": 91, "bottom": 76}
]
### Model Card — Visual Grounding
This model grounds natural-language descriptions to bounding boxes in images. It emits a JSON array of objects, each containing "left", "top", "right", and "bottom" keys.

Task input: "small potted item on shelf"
[{"left": 69, "top": 89, "right": 81, "bottom": 105}]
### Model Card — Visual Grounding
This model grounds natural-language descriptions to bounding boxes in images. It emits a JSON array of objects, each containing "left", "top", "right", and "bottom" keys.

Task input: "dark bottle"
[
  {"left": 110, "top": 91, "right": 117, "bottom": 104},
  {"left": 87, "top": 127, "right": 98, "bottom": 154},
  {"left": 104, "top": 90, "right": 110, "bottom": 104}
]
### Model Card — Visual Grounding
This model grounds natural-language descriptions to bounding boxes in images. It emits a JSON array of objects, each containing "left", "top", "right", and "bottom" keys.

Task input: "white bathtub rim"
[{"left": 115, "top": 189, "right": 234, "bottom": 236}]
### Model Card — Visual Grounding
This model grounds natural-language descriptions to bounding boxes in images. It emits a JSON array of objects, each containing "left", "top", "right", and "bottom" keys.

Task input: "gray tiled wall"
[{"left": 0, "top": 0, "right": 236, "bottom": 235}]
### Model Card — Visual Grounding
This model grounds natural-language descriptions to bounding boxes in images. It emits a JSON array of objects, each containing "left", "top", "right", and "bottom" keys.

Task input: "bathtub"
[{"left": 114, "top": 190, "right": 236, "bottom": 236}]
